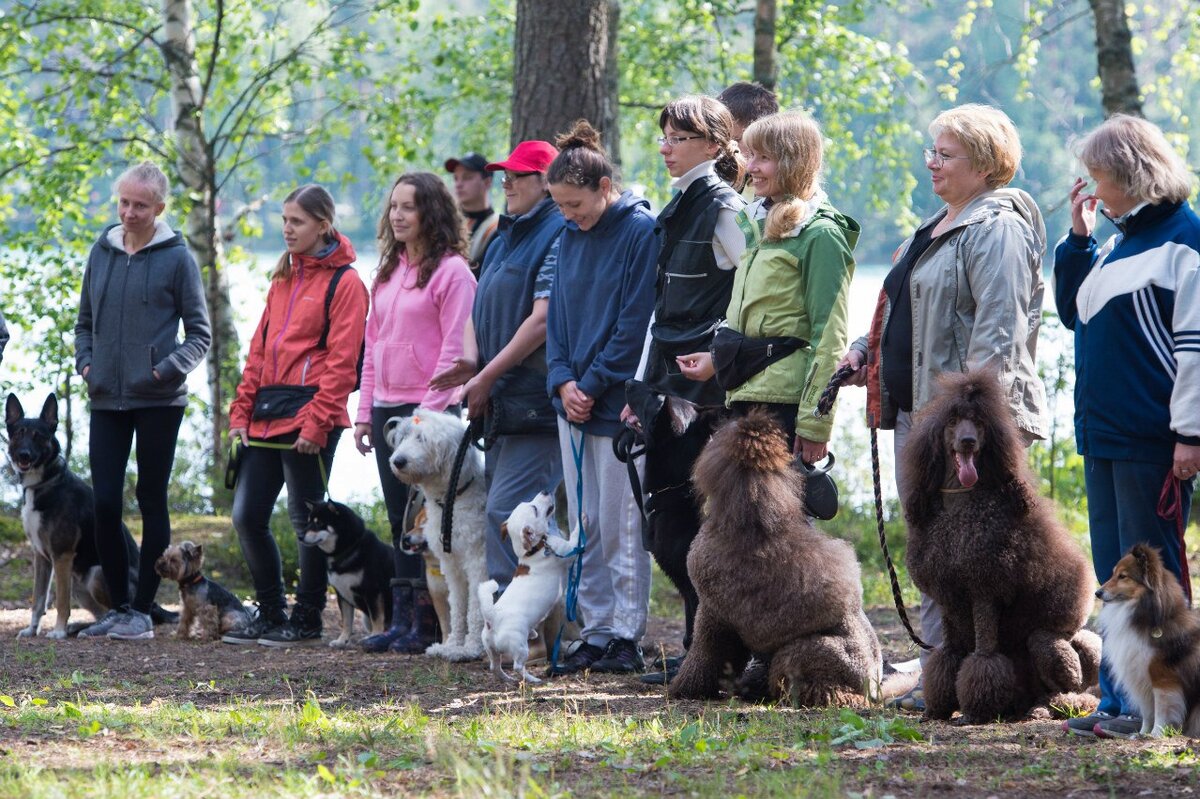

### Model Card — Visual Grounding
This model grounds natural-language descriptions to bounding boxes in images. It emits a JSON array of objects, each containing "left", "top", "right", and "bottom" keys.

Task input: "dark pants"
[
  {"left": 370, "top": 404, "right": 429, "bottom": 580},
  {"left": 230, "top": 429, "right": 341, "bottom": 611},
  {"left": 89, "top": 406, "right": 185, "bottom": 613},
  {"left": 1086, "top": 456, "right": 1194, "bottom": 716},
  {"left": 730, "top": 401, "right": 797, "bottom": 451}
]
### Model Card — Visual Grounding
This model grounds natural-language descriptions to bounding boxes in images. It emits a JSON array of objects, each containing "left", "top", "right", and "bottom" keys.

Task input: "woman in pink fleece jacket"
[{"left": 353, "top": 172, "right": 477, "bottom": 652}]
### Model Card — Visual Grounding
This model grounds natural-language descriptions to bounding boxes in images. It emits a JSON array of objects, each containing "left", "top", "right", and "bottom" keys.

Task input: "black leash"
[
  {"left": 440, "top": 416, "right": 491, "bottom": 553},
  {"left": 816, "top": 365, "right": 931, "bottom": 651}
]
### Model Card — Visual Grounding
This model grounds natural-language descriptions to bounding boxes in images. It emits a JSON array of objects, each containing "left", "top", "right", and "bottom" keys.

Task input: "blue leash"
[{"left": 549, "top": 425, "right": 587, "bottom": 670}]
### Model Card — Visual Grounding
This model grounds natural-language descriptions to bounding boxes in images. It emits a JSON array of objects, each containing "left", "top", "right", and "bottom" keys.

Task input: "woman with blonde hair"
[
  {"left": 1057, "top": 114, "right": 1200, "bottom": 739},
  {"left": 837, "top": 103, "right": 1048, "bottom": 712},
  {"left": 678, "top": 110, "right": 859, "bottom": 461}
]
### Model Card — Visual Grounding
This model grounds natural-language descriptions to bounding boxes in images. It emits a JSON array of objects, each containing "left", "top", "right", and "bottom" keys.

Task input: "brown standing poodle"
[
  {"left": 668, "top": 410, "right": 882, "bottom": 706},
  {"left": 902, "top": 371, "right": 1101, "bottom": 723}
]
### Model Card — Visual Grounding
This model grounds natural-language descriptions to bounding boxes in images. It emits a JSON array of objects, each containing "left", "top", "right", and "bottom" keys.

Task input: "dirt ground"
[{"left": 2, "top": 596, "right": 1199, "bottom": 798}]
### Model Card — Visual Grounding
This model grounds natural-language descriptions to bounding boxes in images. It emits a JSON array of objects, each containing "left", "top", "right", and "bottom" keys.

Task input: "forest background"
[{"left": 0, "top": 0, "right": 1196, "bottom": 520}]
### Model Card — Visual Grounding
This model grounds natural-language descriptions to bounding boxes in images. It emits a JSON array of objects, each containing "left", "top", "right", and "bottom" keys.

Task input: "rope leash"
[
  {"left": 549, "top": 424, "right": 588, "bottom": 671},
  {"left": 1158, "top": 473, "right": 1193, "bottom": 605},
  {"left": 441, "top": 418, "right": 490, "bottom": 554},
  {"left": 814, "top": 366, "right": 931, "bottom": 651}
]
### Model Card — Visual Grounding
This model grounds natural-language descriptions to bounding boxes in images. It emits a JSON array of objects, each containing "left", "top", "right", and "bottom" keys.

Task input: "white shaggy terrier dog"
[
  {"left": 479, "top": 492, "right": 581, "bottom": 684},
  {"left": 385, "top": 409, "right": 487, "bottom": 661}
]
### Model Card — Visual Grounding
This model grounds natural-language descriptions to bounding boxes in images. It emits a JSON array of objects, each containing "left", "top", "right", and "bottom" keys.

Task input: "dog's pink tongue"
[{"left": 956, "top": 453, "right": 978, "bottom": 488}]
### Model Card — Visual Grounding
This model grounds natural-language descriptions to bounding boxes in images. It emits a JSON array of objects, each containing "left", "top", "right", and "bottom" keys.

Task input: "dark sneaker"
[
  {"left": 77, "top": 608, "right": 123, "bottom": 638},
  {"left": 108, "top": 609, "right": 154, "bottom": 640},
  {"left": 590, "top": 638, "right": 645, "bottom": 674},
  {"left": 546, "top": 641, "right": 605, "bottom": 677},
  {"left": 885, "top": 684, "right": 926, "bottom": 714},
  {"left": 221, "top": 604, "right": 287, "bottom": 645},
  {"left": 258, "top": 605, "right": 323, "bottom": 648},
  {"left": 1094, "top": 714, "right": 1144, "bottom": 739},
  {"left": 1062, "top": 710, "right": 1117, "bottom": 738}
]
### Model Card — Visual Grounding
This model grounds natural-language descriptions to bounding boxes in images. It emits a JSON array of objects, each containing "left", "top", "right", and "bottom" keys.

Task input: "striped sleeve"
[{"left": 1171, "top": 248, "right": 1200, "bottom": 442}]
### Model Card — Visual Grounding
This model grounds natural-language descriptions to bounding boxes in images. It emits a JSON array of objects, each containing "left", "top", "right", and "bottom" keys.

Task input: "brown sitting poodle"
[
  {"left": 902, "top": 371, "right": 1101, "bottom": 723},
  {"left": 668, "top": 410, "right": 882, "bottom": 706}
]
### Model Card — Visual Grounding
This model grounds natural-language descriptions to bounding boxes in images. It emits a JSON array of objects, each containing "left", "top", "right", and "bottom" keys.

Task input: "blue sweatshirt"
[
  {"left": 1054, "top": 201, "right": 1200, "bottom": 464},
  {"left": 546, "top": 190, "right": 659, "bottom": 436}
]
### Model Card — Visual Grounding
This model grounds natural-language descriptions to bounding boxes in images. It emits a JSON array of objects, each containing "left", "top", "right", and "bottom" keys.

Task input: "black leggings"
[{"left": 89, "top": 406, "right": 185, "bottom": 613}]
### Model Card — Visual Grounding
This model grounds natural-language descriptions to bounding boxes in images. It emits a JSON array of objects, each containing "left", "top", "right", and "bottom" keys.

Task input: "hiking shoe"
[
  {"left": 258, "top": 604, "right": 323, "bottom": 648},
  {"left": 107, "top": 609, "right": 154, "bottom": 640},
  {"left": 221, "top": 604, "right": 287, "bottom": 645},
  {"left": 1094, "top": 714, "right": 1144, "bottom": 739},
  {"left": 590, "top": 638, "right": 645, "bottom": 674},
  {"left": 1062, "top": 710, "right": 1117, "bottom": 738},
  {"left": 546, "top": 641, "right": 605, "bottom": 677},
  {"left": 886, "top": 684, "right": 926, "bottom": 714},
  {"left": 77, "top": 608, "right": 123, "bottom": 638}
]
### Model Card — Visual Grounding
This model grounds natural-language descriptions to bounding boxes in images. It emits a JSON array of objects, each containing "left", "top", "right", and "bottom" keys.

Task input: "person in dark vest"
[
  {"left": 431, "top": 140, "right": 565, "bottom": 594},
  {"left": 623, "top": 95, "right": 745, "bottom": 683}
]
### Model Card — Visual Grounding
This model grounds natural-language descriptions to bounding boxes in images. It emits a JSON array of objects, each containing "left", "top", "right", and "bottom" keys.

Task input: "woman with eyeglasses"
[
  {"left": 430, "top": 140, "right": 566, "bottom": 599},
  {"left": 836, "top": 103, "right": 1049, "bottom": 713}
]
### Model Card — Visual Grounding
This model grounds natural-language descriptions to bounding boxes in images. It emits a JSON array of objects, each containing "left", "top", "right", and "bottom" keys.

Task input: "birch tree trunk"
[
  {"left": 162, "top": 0, "right": 239, "bottom": 509},
  {"left": 511, "top": 0, "right": 621, "bottom": 161},
  {"left": 1087, "top": 0, "right": 1143, "bottom": 116}
]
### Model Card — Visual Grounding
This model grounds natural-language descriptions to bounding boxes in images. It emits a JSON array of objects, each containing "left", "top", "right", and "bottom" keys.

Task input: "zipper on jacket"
[
  {"left": 117, "top": 252, "right": 134, "bottom": 410},
  {"left": 300, "top": 356, "right": 311, "bottom": 386}
]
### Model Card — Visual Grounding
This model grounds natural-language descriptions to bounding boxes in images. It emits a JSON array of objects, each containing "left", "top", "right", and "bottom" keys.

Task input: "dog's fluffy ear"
[
  {"left": 39, "top": 394, "right": 58, "bottom": 429},
  {"left": 666, "top": 396, "right": 699, "bottom": 437},
  {"left": 4, "top": 394, "right": 22, "bottom": 427},
  {"left": 500, "top": 522, "right": 508, "bottom": 541}
]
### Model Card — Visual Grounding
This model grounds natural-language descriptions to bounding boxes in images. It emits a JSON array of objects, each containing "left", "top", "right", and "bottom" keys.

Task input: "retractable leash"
[
  {"left": 548, "top": 424, "right": 588, "bottom": 671},
  {"left": 815, "top": 365, "right": 931, "bottom": 651}
]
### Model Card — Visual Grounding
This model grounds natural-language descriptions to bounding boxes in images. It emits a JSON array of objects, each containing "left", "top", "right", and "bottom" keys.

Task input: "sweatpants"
[
  {"left": 90, "top": 406, "right": 185, "bottom": 614},
  {"left": 230, "top": 429, "right": 341, "bottom": 612},
  {"left": 484, "top": 432, "right": 563, "bottom": 591},
  {"left": 557, "top": 417, "right": 651, "bottom": 647},
  {"left": 1085, "top": 456, "right": 1193, "bottom": 716}
]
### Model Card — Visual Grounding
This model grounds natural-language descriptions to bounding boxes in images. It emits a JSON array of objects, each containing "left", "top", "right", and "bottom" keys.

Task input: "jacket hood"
[
  {"left": 572, "top": 190, "right": 651, "bottom": 235},
  {"left": 100, "top": 220, "right": 182, "bottom": 253},
  {"left": 947, "top": 188, "right": 1046, "bottom": 252},
  {"left": 745, "top": 190, "right": 861, "bottom": 248},
  {"left": 290, "top": 231, "right": 357, "bottom": 271},
  {"left": 500, "top": 194, "right": 560, "bottom": 233}
]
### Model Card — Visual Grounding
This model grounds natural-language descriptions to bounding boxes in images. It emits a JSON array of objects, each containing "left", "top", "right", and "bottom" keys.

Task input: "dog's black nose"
[
  {"left": 1094, "top": 588, "right": 1103, "bottom": 599},
  {"left": 391, "top": 456, "right": 407, "bottom": 470}
]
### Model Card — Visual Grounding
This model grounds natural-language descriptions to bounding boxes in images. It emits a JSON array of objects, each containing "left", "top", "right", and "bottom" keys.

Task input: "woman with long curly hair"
[{"left": 354, "top": 172, "right": 476, "bottom": 653}]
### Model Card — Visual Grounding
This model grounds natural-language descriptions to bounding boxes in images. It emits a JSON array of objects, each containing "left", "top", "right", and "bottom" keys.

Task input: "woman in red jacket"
[{"left": 222, "top": 184, "right": 369, "bottom": 648}]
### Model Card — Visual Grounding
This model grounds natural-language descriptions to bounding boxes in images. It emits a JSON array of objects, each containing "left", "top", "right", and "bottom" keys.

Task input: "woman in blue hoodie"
[
  {"left": 75, "top": 161, "right": 212, "bottom": 640},
  {"left": 544, "top": 120, "right": 659, "bottom": 676}
]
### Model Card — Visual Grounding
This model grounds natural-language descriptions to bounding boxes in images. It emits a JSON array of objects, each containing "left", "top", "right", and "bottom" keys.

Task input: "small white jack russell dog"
[{"left": 478, "top": 492, "right": 581, "bottom": 683}]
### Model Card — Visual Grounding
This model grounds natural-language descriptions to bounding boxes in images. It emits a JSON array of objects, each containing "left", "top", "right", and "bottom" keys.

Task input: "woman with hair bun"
[
  {"left": 544, "top": 120, "right": 659, "bottom": 676},
  {"left": 678, "top": 110, "right": 859, "bottom": 460}
]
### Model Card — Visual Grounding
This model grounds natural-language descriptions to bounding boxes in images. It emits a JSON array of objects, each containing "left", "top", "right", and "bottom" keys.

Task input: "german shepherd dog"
[
  {"left": 301, "top": 499, "right": 395, "bottom": 648},
  {"left": 1096, "top": 544, "right": 1200, "bottom": 738},
  {"left": 5, "top": 393, "right": 176, "bottom": 638}
]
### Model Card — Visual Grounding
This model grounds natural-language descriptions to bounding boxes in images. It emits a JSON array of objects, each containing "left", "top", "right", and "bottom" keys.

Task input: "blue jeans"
[
  {"left": 231, "top": 429, "right": 342, "bottom": 611},
  {"left": 484, "top": 432, "right": 563, "bottom": 591},
  {"left": 1086, "top": 456, "right": 1193, "bottom": 715}
]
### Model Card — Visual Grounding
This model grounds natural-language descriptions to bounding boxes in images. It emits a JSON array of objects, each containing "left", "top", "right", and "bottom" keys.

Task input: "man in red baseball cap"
[{"left": 444, "top": 152, "right": 498, "bottom": 276}]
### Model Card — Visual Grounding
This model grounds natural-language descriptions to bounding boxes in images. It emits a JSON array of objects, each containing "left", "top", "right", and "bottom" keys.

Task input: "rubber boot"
[
  {"left": 360, "top": 578, "right": 414, "bottom": 653},
  {"left": 389, "top": 579, "right": 441, "bottom": 654}
]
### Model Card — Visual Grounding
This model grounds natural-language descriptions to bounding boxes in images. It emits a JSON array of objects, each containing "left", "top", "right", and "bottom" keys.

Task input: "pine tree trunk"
[
  {"left": 511, "top": 0, "right": 621, "bottom": 161},
  {"left": 753, "top": 0, "right": 777, "bottom": 91},
  {"left": 162, "top": 0, "right": 240, "bottom": 509},
  {"left": 1088, "top": 0, "right": 1143, "bottom": 116}
]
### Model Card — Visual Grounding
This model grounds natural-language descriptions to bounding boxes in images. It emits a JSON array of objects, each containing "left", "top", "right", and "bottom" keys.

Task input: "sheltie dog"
[{"left": 1096, "top": 544, "right": 1200, "bottom": 738}]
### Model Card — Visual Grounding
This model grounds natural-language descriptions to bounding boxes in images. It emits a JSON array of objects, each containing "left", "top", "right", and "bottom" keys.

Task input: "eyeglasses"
[
  {"left": 657, "top": 135, "right": 704, "bottom": 147},
  {"left": 501, "top": 171, "right": 538, "bottom": 187},
  {"left": 923, "top": 148, "right": 973, "bottom": 167}
]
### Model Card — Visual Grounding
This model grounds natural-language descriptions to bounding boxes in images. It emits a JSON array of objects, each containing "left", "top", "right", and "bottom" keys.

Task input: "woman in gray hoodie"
[{"left": 75, "top": 161, "right": 211, "bottom": 641}]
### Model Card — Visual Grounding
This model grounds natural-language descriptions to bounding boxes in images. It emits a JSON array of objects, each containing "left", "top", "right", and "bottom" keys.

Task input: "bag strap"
[{"left": 318, "top": 265, "right": 351, "bottom": 350}]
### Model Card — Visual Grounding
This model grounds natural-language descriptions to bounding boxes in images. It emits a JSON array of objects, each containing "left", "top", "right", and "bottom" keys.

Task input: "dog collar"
[
  {"left": 433, "top": 476, "right": 476, "bottom": 508},
  {"left": 939, "top": 486, "right": 975, "bottom": 494},
  {"left": 182, "top": 572, "right": 204, "bottom": 587},
  {"left": 18, "top": 457, "right": 66, "bottom": 492},
  {"left": 523, "top": 538, "right": 547, "bottom": 558}
]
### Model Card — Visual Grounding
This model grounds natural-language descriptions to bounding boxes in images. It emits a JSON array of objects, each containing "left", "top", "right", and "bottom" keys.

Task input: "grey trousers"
[
  {"left": 557, "top": 417, "right": 651, "bottom": 647},
  {"left": 893, "top": 410, "right": 945, "bottom": 668},
  {"left": 484, "top": 432, "right": 564, "bottom": 591}
]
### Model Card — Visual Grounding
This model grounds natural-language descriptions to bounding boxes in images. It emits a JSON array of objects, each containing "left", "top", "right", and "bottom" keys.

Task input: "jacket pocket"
[
  {"left": 128, "top": 345, "right": 182, "bottom": 398},
  {"left": 377, "top": 342, "right": 428, "bottom": 392}
]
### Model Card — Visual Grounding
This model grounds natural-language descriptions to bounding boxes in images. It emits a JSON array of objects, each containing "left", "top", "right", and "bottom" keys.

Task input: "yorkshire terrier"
[{"left": 154, "top": 541, "right": 252, "bottom": 641}]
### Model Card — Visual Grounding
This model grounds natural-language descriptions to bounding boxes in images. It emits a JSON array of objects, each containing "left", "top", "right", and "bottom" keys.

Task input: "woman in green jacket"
[{"left": 678, "top": 110, "right": 858, "bottom": 463}]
